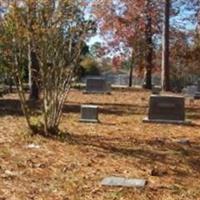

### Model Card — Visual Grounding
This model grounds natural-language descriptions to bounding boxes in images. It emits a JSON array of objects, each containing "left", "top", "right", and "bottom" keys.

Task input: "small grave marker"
[
  {"left": 143, "top": 95, "right": 191, "bottom": 125},
  {"left": 85, "top": 77, "right": 111, "bottom": 94},
  {"left": 101, "top": 176, "right": 147, "bottom": 188},
  {"left": 80, "top": 105, "right": 99, "bottom": 123}
]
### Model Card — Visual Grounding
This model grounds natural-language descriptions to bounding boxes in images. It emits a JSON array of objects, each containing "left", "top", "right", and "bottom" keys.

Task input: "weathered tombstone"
[
  {"left": 80, "top": 105, "right": 99, "bottom": 123},
  {"left": 101, "top": 176, "right": 146, "bottom": 188},
  {"left": 194, "top": 79, "right": 200, "bottom": 99},
  {"left": 85, "top": 77, "right": 111, "bottom": 94},
  {"left": 143, "top": 95, "right": 191, "bottom": 124}
]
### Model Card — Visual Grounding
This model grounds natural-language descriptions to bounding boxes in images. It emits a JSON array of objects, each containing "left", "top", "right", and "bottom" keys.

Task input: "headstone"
[
  {"left": 143, "top": 95, "right": 191, "bottom": 125},
  {"left": 101, "top": 177, "right": 146, "bottom": 188},
  {"left": 194, "top": 79, "right": 200, "bottom": 99},
  {"left": 80, "top": 105, "right": 99, "bottom": 123},
  {"left": 85, "top": 77, "right": 111, "bottom": 94}
]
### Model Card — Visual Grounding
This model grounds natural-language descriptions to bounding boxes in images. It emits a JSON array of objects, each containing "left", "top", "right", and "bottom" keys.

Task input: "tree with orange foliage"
[
  {"left": 91, "top": 0, "right": 162, "bottom": 88},
  {"left": 91, "top": 0, "right": 200, "bottom": 90}
]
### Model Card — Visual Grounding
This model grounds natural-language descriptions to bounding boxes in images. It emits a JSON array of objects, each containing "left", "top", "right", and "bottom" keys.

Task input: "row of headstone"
[
  {"left": 81, "top": 77, "right": 110, "bottom": 122},
  {"left": 104, "top": 74, "right": 129, "bottom": 86},
  {"left": 81, "top": 76, "right": 191, "bottom": 125},
  {"left": 80, "top": 95, "right": 191, "bottom": 125},
  {"left": 82, "top": 75, "right": 162, "bottom": 87}
]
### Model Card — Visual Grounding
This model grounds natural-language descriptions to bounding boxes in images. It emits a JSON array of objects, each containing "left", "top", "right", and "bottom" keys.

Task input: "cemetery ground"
[{"left": 0, "top": 89, "right": 200, "bottom": 200}]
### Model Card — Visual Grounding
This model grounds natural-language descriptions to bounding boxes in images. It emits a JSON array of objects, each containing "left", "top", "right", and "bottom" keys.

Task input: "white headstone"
[{"left": 101, "top": 177, "right": 146, "bottom": 188}]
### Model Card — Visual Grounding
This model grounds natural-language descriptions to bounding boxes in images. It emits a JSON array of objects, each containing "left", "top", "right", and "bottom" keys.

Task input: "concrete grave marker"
[
  {"left": 101, "top": 176, "right": 147, "bottom": 188},
  {"left": 143, "top": 95, "right": 191, "bottom": 125},
  {"left": 85, "top": 77, "right": 111, "bottom": 94},
  {"left": 80, "top": 105, "right": 99, "bottom": 123}
]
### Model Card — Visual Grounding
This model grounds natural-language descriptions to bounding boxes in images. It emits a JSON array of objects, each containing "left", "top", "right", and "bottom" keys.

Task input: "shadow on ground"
[
  {"left": 0, "top": 99, "right": 41, "bottom": 116},
  {"left": 1, "top": 98, "right": 200, "bottom": 120},
  {"left": 42, "top": 131, "right": 200, "bottom": 176},
  {"left": 63, "top": 103, "right": 148, "bottom": 116}
]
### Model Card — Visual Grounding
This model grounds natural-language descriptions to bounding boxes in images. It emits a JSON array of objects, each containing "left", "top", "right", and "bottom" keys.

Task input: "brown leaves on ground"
[{"left": 0, "top": 89, "right": 200, "bottom": 200}]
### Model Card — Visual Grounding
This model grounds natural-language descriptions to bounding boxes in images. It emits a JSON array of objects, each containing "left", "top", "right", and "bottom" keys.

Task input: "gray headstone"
[
  {"left": 85, "top": 77, "right": 111, "bottom": 94},
  {"left": 144, "top": 95, "right": 191, "bottom": 124},
  {"left": 101, "top": 177, "right": 146, "bottom": 188},
  {"left": 80, "top": 105, "right": 99, "bottom": 123}
]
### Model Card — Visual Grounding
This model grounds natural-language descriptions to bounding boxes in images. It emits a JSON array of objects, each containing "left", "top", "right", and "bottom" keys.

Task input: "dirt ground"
[{"left": 0, "top": 89, "right": 200, "bottom": 200}]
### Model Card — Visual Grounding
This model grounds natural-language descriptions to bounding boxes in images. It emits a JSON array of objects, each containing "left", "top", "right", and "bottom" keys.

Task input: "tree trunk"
[
  {"left": 143, "top": 0, "right": 153, "bottom": 89},
  {"left": 28, "top": 2, "right": 40, "bottom": 101},
  {"left": 128, "top": 54, "right": 134, "bottom": 87},
  {"left": 144, "top": 20, "right": 153, "bottom": 89},
  {"left": 28, "top": 43, "right": 32, "bottom": 93},
  {"left": 8, "top": 77, "right": 13, "bottom": 93},
  {"left": 161, "top": 0, "right": 171, "bottom": 91},
  {"left": 29, "top": 48, "right": 40, "bottom": 101}
]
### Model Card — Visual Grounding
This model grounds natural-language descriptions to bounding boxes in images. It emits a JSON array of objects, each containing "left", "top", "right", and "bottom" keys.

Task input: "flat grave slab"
[
  {"left": 143, "top": 95, "right": 191, "bottom": 125},
  {"left": 80, "top": 105, "right": 99, "bottom": 123},
  {"left": 101, "top": 176, "right": 147, "bottom": 188},
  {"left": 85, "top": 77, "right": 111, "bottom": 94}
]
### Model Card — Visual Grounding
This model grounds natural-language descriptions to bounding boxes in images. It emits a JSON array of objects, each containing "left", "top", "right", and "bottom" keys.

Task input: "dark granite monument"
[
  {"left": 80, "top": 105, "right": 99, "bottom": 123},
  {"left": 85, "top": 77, "right": 111, "bottom": 94},
  {"left": 143, "top": 95, "right": 191, "bottom": 124}
]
